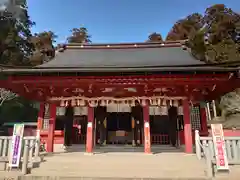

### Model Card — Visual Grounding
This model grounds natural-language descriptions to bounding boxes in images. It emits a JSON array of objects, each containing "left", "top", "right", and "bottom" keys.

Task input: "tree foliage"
[
  {"left": 67, "top": 26, "right": 91, "bottom": 43},
  {"left": 220, "top": 89, "right": 240, "bottom": 117},
  {"left": 166, "top": 4, "right": 240, "bottom": 63},
  {"left": 166, "top": 4, "right": 240, "bottom": 117},
  {"left": 0, "top": 0, "right": 35, "bottom": 66},
  {"left": 0, "top": 1, "right": 40, "bottom": 123},
  {"left": 166, "top": 13, "right": 203, "bottom": 41},
  {"left": 0, "top": 88, "right": 17, "bottom": 106},
  {"left": 147, "top": 32, "right": 163, "bottom": 42},
  {"left": 30, "top": 31, "right": 57, "bottom": 66}
]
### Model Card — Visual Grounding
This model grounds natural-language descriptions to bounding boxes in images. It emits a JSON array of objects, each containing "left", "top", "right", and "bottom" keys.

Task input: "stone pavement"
[{"left": 1, "top": 146, "right": 240, "bottom": 179}]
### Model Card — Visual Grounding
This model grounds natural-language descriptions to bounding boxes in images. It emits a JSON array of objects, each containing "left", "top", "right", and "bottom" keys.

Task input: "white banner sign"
[
  {"left": 211, "top": 124, "right": 229, "bottom": 171},
  {"left": 9, "top": 124, "right": 25, "bottom": 168}
]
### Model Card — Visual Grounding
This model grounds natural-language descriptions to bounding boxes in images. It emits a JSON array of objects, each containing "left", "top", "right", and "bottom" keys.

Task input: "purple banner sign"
[{"left": 9, "top": 124, "right": 24, "bottom": 168}]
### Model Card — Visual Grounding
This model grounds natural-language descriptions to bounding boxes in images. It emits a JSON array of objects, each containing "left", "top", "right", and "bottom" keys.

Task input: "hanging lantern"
[
  {"left": 60, "top": 100, "right": 65, "bottom": 107},
  {"left": 118, "top": 100, "right": 123, "bottom": 105},
  {"left": 130, "top": 100, "right": 135, "bottom": 107},
  {"left": 162, "top": 99, "right": 167, "bottom": 106},
  {"left": 71, "top": 99, "right": 76, "bottom": 107},
  {"left": 65, "top": 101, "right": 69, "bottom": 107},
  {"left": 88, "top": 100, "right": 98, "bottom": 107},
  {"left": 150, "top": 98, "right": 157, "bottom": 106},
  {"left": 157, "top": 98, "right": 161, "bottom": 106},
  {"left": 77, "top": 99, "right": 80, "bottom": 106},
  {"left": 173, "top": 100, "right": 179, "bottom": 107},
  {"left": 79, "top": 99, "right": 86, "bottom": 106},
  {"left": 141, "top": 99, "right": 147, "bottom": 106},
  {"left": 100, "top": 100, "right": 106, "bottom": 106},
  {"left": 123, "top": 100, "right": 128, "bottom": 106}
]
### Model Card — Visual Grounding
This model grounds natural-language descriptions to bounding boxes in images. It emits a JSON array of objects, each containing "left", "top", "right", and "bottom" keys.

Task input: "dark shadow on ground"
[{"left": 45, "top": 144, "right": 185, "bottom": 156}]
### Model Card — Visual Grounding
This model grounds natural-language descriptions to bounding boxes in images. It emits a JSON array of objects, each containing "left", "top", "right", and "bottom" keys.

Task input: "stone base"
[
  {"left": 0, "top": 162, "right": 7, "bottom": 171},
  {"left": 84, "top": 152, "right": 94, "bottom": 156}
]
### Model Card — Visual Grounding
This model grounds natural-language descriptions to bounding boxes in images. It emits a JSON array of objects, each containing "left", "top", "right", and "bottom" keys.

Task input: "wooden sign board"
[{"left": 211, "top": 124, "right": 229, "bottom": 171}]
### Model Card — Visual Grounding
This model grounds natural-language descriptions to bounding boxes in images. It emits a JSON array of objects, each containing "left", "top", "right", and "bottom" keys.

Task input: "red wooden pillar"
[
  {"left": 37, "top": 103, "right": 45, "bottom": 130},
  {"left": 200, "top": 106, "right": 208, "bottom": 133},
  {"left": 47, "top": 103, "right": 56, "bottom": 153},
  {"left": 143, "top": 105, "right": 151, "bottom": 154},
  {"left": 183, "top": 99, "right": 193, "bottom": 153},
  {"left": 86, "top": 106, "right": 94, "bottom": 154}
]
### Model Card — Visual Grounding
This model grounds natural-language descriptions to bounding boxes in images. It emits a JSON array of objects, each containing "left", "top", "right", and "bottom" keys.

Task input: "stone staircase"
[{"left": 26, "top": 151, "right": 208, "bottom": 179}]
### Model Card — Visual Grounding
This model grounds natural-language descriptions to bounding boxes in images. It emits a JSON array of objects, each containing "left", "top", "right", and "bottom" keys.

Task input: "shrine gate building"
[{"left": 0, "top": 41, "right": 239, "bottom": 154}]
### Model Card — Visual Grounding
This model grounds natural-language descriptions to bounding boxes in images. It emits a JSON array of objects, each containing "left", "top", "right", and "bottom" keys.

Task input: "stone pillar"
[
  {"left": 86, "top": 106, "right": 94, "bottom": 154},
  {"left": 200, "top": 106, "right": 208, "bottom": 133},
  {"left": 47, "top": 103, "right": 56, "bottom": 152},
  {"left": 143, "top": 105, "right": 151, "bottom": 154},
  {"left": 183, "top": 99, "right": 193, "bottom": 153},
  {"left": 212, "top": 100, "right": 217, "bottom": 118},
  {"left": 37, "top": 103, "right": 45, "bottom": 130}
]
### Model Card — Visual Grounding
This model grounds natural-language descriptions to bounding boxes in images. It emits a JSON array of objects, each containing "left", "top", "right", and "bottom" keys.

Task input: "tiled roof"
[{"left": 37, "top": 42, "right": 205, "bottom": 68}]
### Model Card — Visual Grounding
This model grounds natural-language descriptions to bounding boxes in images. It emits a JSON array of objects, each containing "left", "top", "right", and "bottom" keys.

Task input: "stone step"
[{"left": 16, "top": 176, "right": 210, "bottom": 180}]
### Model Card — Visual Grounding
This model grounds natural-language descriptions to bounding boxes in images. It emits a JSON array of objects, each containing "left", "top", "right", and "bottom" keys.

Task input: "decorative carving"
[
  {"left": 102, "top": 88, "right": 114, "bottom": 93},
  {"left": 24, "top": 84, "right": 29, "bottom": 92},
  {"left": 50, "top": 86, "right": 54, "bottom": 94},
  {"left": 88, "top": 84, "right": 93, "bottom": 93},
  {"left": 72, "top": 88, "right": 84, "bottom": 94},
  {"left": 124, "top": 88, "right": 137, "bottom": 92}
]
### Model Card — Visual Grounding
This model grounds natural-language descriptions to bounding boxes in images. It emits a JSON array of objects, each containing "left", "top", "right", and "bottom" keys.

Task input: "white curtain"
[
  {"left": 74, "top": 107, "right": 88, "bottom": 115},
  {"left": 107, "top": 104, "right": 131, "bottom": 112}
]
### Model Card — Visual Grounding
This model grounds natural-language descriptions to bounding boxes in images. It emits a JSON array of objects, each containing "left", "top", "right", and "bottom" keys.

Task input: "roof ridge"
[{"left": 67, "top": 40, "right": 186, "bottom": 46}]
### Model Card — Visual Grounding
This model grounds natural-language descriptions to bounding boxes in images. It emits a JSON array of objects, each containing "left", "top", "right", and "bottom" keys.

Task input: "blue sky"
[{"left": 28, "top": 0, "right": 240, "bottom": 44}]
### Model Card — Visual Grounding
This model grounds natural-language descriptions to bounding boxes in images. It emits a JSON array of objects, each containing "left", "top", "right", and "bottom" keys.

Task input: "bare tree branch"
[{"left": 0, "top": 88, "right": 17, "bottom": 106}]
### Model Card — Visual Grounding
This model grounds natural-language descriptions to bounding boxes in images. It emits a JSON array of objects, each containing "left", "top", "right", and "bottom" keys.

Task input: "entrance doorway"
[
  {"left": 107, "top": 112, "right": 132, "bottom": 144},
  {"left": 95, "top": 104, "right": 144, "bottom": 146}
]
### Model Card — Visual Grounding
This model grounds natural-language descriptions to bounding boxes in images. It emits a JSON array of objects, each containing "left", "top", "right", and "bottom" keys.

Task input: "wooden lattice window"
[
  {"left": 190, "top": 106, "right": 201, "bottom": 130},
  {"left": 43, "top": 104, "right": 50, "bottom": 130}
]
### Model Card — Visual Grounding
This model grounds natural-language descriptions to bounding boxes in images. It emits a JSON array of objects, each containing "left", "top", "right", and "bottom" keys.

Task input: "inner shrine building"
[{"left": 0, "top": 41, "right": 239, "bottom": 154}]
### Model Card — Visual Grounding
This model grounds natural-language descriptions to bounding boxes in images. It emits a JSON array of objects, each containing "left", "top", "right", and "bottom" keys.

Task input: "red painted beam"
[{"left": 9, "top": 74, "right": 231, "bottom": 81}]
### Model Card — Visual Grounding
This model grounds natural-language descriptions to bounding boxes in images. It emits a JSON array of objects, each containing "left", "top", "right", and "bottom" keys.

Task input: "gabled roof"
[
  {"left": 37, "top": 41, "right": 205, "bottom": 68},
  {"left": 0, "top": 41, "right": 239, "bottom": 74}
]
